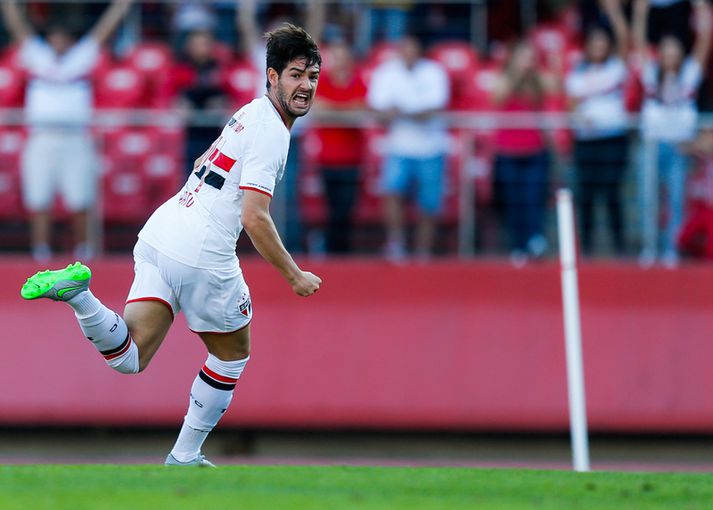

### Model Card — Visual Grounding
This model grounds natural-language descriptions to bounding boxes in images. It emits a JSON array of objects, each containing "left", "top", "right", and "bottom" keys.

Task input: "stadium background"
[{"left": 1, "top": 0, "right": 713, "bottom": 471}]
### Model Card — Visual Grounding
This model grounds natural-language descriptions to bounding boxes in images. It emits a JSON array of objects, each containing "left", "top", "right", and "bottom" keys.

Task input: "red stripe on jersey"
[
  {"left": 202, "top": 365, "right": 238, "bottom": 384},
  {"left": 212, "top": 152, "right": 236, "bottom": 172},
  {"left": 239, "top": 186, "right": 272, "bottom": 198}
]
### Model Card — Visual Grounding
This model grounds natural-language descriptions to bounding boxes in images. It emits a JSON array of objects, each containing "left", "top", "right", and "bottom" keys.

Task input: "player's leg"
[
  {"left": 167, "top": 268, "right": 252, "bottom": 466},
  {"left": 167, "top": 326, "right": 250, "bottom": 467},
  {"left": 20, "top": 241, "right": 177, "bottom": 374},
  {"left": 124, "top": 301, "right": 174, "bottom": 371},
  {"left": 21, "top": 262, "right": 142, "bottom": 374}
]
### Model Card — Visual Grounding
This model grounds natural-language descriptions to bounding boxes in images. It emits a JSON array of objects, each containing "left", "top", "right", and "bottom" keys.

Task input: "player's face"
[{"left": 274, "top": 57, "right": 320, "bottom": 118}]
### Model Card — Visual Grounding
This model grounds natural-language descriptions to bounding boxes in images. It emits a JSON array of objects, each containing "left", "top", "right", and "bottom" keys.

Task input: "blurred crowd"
[{"left": 1, "top": 0, "right": 713, "bottom": 267}]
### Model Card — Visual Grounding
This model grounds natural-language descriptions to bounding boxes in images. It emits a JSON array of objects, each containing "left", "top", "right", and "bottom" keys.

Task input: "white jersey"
[{"left": 138, "top": 96, "right": 290, "bottom": 270}]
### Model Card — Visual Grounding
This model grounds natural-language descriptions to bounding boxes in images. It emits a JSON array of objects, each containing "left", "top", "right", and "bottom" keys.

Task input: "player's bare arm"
[
  {"left": 242, "top": 190, "right": 321, "bottom": 297},
  {"left": 0, "top": 0, "right": 34, "bottom": 42}
]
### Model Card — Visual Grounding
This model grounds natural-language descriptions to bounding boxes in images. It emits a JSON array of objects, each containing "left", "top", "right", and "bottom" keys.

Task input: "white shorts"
[
  {"left": 21, "top": 130, "right": 97, "bottom": 212},
  {"left": 126, "top": 240, "right": 252, "bottom": 334}
]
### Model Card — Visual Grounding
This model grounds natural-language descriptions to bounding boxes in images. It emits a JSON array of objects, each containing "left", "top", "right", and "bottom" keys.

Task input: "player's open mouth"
[{"left": 292, "top": 92, "right": 311, "bottom": 108}]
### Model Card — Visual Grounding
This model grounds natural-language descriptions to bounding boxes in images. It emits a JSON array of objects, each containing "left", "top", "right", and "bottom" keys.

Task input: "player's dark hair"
[{"left": 264, "top": 23, "right": 321, "bottom": 90}]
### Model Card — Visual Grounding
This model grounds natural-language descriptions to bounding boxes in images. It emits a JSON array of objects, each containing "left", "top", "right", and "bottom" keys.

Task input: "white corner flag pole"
[{"left": 556, "top": 188, "right": 591, "bottom": 472}]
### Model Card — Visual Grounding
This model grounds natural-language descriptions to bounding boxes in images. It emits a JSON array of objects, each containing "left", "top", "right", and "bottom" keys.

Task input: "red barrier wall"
[{"left": 3, "top": 257, "right": 713, "bottom": 433}]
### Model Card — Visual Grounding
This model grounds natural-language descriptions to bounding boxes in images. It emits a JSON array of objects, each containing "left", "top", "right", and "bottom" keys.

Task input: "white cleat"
[{"left": 164, "top": 453, "right": 216, "bottom": 468}]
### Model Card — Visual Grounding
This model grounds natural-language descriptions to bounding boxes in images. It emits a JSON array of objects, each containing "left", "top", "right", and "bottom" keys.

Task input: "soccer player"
[{"left": 20, "top": 24, "right": 322, "bottom": 467}]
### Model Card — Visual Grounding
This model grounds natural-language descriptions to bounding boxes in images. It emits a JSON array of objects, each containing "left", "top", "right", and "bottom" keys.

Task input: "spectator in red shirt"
[
  {"left": 312, "top": 41, "right": 367, "bottom": 253},
  {"left": 492, "top": 41, "right": 560, "bottom": 265}
]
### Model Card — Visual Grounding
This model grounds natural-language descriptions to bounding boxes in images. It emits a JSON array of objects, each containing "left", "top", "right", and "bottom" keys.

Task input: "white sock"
[
  {"left": 67, "top": 290, "right": 140, "bottom": 374},
  {"left": 170, "top": 354, "right": 249, "bottom": 462}
]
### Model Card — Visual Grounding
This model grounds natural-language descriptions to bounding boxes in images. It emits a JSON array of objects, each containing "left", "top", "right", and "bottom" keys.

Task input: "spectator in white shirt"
[
  {"left": 565, "top": 0, "right": 630, "bottom": 256},
  {"left": 1, "top": 0, "right": 132, "bottom": 262},
  {"left": 633, "top": 0, "right": 712, "bottom": 268},
  {"left": 367, "top": 32, "right": 450, "bottom": 261}
]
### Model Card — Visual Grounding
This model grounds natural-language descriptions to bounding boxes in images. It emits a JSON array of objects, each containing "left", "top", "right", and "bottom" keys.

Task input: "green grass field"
[{"left": 1, "top": 465, "right": 712, "bottom": 510}]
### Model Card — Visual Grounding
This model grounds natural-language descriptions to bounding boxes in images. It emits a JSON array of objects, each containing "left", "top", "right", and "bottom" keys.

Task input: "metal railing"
[{"left": 2, "top": 108, "right": 709, "bottom": 261}]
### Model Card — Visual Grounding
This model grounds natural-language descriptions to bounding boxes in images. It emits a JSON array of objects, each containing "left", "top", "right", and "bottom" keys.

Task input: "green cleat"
[{"left": 20, "top": 262, "right": 92, "bottom": 301}]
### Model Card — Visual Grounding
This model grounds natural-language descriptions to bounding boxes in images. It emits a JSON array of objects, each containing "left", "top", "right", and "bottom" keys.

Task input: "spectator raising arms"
[
  {"left": 565, "top": 0, "right": 630, "bottom": 256},
  {"left": 0, "top": 0, "right": 132, "bottom": 261},
  {"left": 633, "top": 0, "right": 712, "bottom": 268},
  {"left": 367, "top": 32, "right": 450, "bottom": 261},
  {"left": 492, "top": 41, "right": 560, "bottom": 265},
  {"left": 312, "top": 41, "right": 367, "bottom": 254}
]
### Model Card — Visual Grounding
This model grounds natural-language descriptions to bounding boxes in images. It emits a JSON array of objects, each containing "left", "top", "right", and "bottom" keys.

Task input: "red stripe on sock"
[
  {"left": 202, "top": 365, "right": 238, "bottom": 384},
  {"left": 103, "top": 336, "right": 133, "bottom": 361}
]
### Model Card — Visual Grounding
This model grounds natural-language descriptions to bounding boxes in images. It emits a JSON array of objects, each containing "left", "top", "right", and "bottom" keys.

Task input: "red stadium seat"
[
  {"left": 428, "top": 41, "right": 480, "bottom": 110},
  {"left": 102, "top": 127, "right": 153, "bottom": 161},
  {"left": 126, "top": 42, "right": 173, "bottom": 75},
  {"left": 101, "top": 156, "right": 151, "bottom": 222},
  {"left": 146, "top": 125, "right": 184, "bottom": 159},
  {"left": 94, "top": 63, "right": 148, "bottom": 108},
  {"left": 125, "top": 42, "right": 175, "bottom": 108},
  {"left": 428, "top": 41, "right": 479, "bottom": 76},
  {"left": 454, "top": 62, "right": 501, "bottom": 111},
  {"left": 143, "top": 125, "right": 184, "bottom": 209},
  {"left": 223, "top": 61, "right": 261, "bottom": 110}
]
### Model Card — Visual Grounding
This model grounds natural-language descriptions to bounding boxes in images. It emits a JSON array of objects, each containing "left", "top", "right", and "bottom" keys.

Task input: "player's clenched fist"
[{"left": 291, "top": 271, "right": 322, "bottom": 296}]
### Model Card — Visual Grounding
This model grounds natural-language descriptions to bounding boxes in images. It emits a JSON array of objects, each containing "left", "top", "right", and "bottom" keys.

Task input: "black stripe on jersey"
[
  {"left": 205, "top": 172, "right": 226, "bottom": 190},
  {"left": 99, "top": 333, "right": 130, "bottom": 356},
  {"left": 194, "top": 165, "right": 207, "bottom": 179},
  {"left": 199, "top": 370, "right": 236, "bottom": 391}
]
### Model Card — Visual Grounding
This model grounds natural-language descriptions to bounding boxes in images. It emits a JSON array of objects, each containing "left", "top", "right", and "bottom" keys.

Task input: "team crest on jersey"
[{"left": 239, "top": 298, "right": 252, "bottom": 317}]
